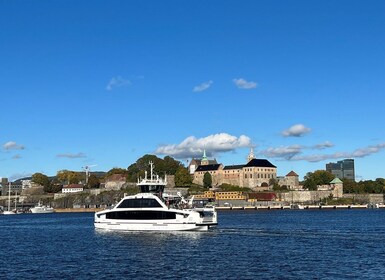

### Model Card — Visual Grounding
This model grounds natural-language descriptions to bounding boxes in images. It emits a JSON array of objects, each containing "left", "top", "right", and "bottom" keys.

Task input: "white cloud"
[
  {"left": 12, "top": 154, "right": 22, "bottom": 159},
  {"left": 267, "top": 142, "right": 385, "bottom": 163},
  {"left": 281, "top": 124, "right": 311, "bottom": 137},
  {"left": 56, "top": 152, "right": 87, "bottom": 159},
  {"left": 106, "top": 76, "right": 131, "bottom": 91},
  {"left": 3, "top": 141, "right": 25, "bottom": 150},
  {"left": 155, "top": 133, "right": 252, "bottom": 158},
  {"left": 193, "top": 80, "right": 213, "bottom": 92},
  {"left": 233, "top": 78, "right": 257, "bottom": 89},
  {"left": 313, "top": 141, "right": 334, "bottom": 150},
  {"left": 260, "top": 145, "right": 303, "bottom": 160}
]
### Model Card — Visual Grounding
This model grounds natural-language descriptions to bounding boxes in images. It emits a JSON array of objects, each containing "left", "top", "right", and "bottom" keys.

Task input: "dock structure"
[{"left": 216, "top": 204, "right": 382, "bottom": 211}]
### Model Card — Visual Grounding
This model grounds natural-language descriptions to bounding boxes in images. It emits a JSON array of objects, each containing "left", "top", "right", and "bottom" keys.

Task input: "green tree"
[
  {"left": 174, "top": 167, "right": 192, "bottom": 187},
  {"left": 31, "top": 173, "right": 50, "bottom": 191},
  {"left": 163, "top": 156, "right": 184, "bottom": 174},
  {"left": 203, "top": 172, "right": 212, "bottom": 188},
  {"left": 87, "top": 174, "right": 100, "bottom": 189},
  {"left": 342, "top": 178, "right": 357, "bottom": 193},
  {"left": 106, "top": 168, "right": 128, "bottom": 177},
  {"left": 219, "top": 183, "right": 252, "bottom": 192},
  {"left": 126, "top": 154, "right": 183, "bottom": 182},
  {"left": 303, "top": 170, "right": 335, "bottom": 190}
]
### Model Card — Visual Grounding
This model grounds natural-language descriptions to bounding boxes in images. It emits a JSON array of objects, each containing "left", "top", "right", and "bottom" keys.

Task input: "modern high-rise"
[{"left": 326, "top": 159, "right": 355, "bottom": 181}]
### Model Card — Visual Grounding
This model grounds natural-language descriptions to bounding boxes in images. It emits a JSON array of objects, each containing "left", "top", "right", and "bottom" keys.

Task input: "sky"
[{"left": 1, "top": 0, "right": 384, "bottom": 182}]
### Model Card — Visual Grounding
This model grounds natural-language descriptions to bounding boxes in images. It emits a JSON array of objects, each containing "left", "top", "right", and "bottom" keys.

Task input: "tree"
[
  {"left": 269, "top": 178, "right": 279, "bottom": 189},
  {"left": 87, "top": 174, "right": 100, "bottom": 189},
  {"left": 163, "top": 156, "right": 184, "bottom": 174},
  {"left": 56, "top": 170, "right": 82, "bottom": 184},
  {"left": 31, "top": 173, "right": 50, "bottom": 190},
  {"left": 106, "top": 168, "right": 128, "bottom": 177},
  {"left": 174, "top": 167, "right": 192, "bottom": 187},
  {"left": 303, "top": 170, "right": 335, "bottom": 190},
  {"left": 219, "top": 183, "right": 252, "bottom": 192},
  {"left": 203, "top": 172, "right": 212, "bottom": 188},
  {"left": 126, "top": 154, "right": 183, "bottom": 182},
  {"left": 342, "top": 178, "right": 357, "bottom": 193}
]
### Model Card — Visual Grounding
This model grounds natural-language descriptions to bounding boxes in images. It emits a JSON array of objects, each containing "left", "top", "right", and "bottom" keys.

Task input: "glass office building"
[{"left": 326, "top": 159, "right": 355, "bottom": 181}]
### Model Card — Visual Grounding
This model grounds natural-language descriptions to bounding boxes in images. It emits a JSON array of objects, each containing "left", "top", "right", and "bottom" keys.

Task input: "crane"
[{"left": 82, "top": 164, "right": 97, "bottom": 184}]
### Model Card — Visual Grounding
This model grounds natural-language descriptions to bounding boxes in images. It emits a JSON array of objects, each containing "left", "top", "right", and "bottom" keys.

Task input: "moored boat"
[
  {"left": 2, "top": 183, "right": 16, "bottom": 215},
  {"left": 30, "top": 202, "right": 54, "bottom": 214}
]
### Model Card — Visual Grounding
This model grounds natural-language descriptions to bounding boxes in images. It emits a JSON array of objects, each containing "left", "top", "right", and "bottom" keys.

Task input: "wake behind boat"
[{"left": 94, "top": 161, "right": 217, "bottom": 231}]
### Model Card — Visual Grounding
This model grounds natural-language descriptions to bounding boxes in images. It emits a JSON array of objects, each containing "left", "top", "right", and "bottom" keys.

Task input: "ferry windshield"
[
  {"left": 139, "top": 185, "right": 165, "bottom": 193},
  {"left": 117, "top": 198, "right": 162, "bottom": 208}
]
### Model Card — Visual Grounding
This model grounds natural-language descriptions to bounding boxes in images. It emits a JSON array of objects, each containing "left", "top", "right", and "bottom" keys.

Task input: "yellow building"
[{"left": 215, "top": 191, "right": 247, "bottom": 200}]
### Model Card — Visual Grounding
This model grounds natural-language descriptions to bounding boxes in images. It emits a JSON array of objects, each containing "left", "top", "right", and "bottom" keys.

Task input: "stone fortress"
[
  {"left": 190, "top": 149, "right": 277, "bottom": 190},
  {"left": 189, "top": 149, "right": 348, "bottom": 205}
]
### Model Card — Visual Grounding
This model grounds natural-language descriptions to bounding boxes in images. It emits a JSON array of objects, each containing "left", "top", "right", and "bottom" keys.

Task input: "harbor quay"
[
  {"left": 38, "top": 204, "right": 381, "bottom": 213},
  {"left": 216, "top": 204, "right": 381, "bottom": 210}
]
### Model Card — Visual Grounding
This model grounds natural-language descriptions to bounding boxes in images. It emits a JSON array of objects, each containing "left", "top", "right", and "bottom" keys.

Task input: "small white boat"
[
  {"left": 2, "top": 183, "right": 16, "bottom": 215},
  {"left": 95, "top": 161, "right": 217, "bottom": 231},
  {"left": 2, "top": 210, "right": 16, "bottom": 215},
  {"left": 30, "top": 202, "right": 54, "bottom": 214},
  {"left": 290, "top": 204, "right": 305, "bottom": 210}
]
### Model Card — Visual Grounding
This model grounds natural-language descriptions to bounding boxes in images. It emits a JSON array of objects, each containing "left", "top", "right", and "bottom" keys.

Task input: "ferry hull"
[{"left": 94, "top": 220, "right": 215, "bottom": 231}]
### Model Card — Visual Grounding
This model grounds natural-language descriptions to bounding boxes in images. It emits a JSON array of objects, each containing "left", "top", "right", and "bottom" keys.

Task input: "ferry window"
[
  {"left": 117, "top": 198, "right": 162, "bottom": 208},
  {"left": 106, "top": 211, "right": 176, "bottom": 220}
]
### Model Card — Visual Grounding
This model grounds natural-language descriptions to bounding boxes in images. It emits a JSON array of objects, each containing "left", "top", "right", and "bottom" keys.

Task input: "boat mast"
[{"left": 8, "top": 182, "right": 11, "bottom": 212}]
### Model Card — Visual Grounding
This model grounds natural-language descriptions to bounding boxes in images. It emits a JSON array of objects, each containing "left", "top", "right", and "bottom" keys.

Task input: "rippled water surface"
[{"left": 1, "top": 210, "right": 385, "bottom": 279}]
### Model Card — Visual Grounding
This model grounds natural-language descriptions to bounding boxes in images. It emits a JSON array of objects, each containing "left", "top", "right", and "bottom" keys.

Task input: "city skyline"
[{"left": 1, "top": 1, "right": 384, "bottom": 181}]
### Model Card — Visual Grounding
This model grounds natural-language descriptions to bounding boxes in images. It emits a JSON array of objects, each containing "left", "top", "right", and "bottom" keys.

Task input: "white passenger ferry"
[{"left": 94, "top": 162, "right": 217, "bottom": 231}]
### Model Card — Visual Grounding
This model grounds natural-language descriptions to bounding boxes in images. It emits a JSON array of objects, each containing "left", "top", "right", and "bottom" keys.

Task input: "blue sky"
[{"left": 1, "top": 0, "right": 384, "bottom": 181}]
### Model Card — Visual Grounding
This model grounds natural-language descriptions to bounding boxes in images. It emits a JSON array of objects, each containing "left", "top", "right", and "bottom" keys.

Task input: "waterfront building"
[
  {"left": 326, "top": 159, "right": 355, "bottom": 181},
  {"left": 62, "top": 184, "right": 84, "bottom": 194}
]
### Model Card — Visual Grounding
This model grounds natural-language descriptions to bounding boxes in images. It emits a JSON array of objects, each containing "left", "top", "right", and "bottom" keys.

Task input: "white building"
[
  {"left": 62, "top": 184, "right": 84, "bottom": 194},
  {"left": 21, "top": 180, "right": 32, "bottom": 189}
]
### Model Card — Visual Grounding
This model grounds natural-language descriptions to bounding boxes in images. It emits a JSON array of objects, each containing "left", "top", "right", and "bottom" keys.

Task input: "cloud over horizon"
[
  {"left": 233, "top": 78, "right": 257, "bottom": 89},
  {"left": 260, "top": 142, "right": 385, "bottom": 163},
  {"left": 3, "top": 141, "right": 25, "bottom": 151},
  {"left": 106, "top": 76, "right": 131, "bottom": 91},
  {"left": 282, "top": 124, "right": 311, "bottom": 137},
  {"left": 155, "top": 133, "right": 252, "bottom": 158},
  {"left": 193, "top": 80, "right": 213, "bottom": 92},
  {"left": 56, "top": 152, "right": 87, "bottom": 159}
]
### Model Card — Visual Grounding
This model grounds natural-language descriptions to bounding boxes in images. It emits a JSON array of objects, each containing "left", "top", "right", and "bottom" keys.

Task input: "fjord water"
[{"left": 1, "top": 210, "right": 385, "bottom": 279}]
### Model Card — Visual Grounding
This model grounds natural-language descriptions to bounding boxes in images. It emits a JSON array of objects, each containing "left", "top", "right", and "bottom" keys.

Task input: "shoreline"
[
  {"left": 52, "top": 204, "right": 383, "bottom": 213},
  {"left": 216, "top": 204, "right": 383, "bottom": 210}
]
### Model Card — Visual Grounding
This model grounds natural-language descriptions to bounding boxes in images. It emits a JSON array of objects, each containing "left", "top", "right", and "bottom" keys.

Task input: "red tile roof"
[
  {"left": 64, "top": 184, "right": 84, "bottom": 189},
  {"left": 286, "top": 171, "right": 299, "bottom": 177}
]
